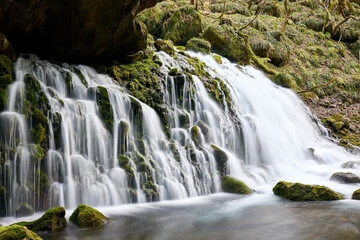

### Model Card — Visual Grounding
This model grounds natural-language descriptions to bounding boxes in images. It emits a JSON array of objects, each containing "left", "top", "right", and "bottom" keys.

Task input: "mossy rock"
[
  {"left": 324, "top": 114, "right": 349, "bottom": 132},
  {"left": 211, "top": 144, "right": 227, "bottom": 175},
  {"left": 351, "top": 39, "right": 360, "bottom": 59},
  {"left": 186, "top": 38, "right": 211, "bottom": 54},
  {"left": 0, "top": 225, "right": 42, "bottom": 240},
  {"left": 0, "top": 33, "right": 15, "bottom": 61},
  {"left": 0, "top": 54, "right": 13, "bottom": 77},
  {"left": 15, "top": 203, "right": 34, "bottom": 217},
  {"left": 15, "top": 207, "right": 66, "bottom": 232},
  {"left": 161, "top": 6, "right": 203, "bottom": 45},
  {"left": 69, "top": 204, "right": 109, "bottom": 228},
  {"left": 154, "top": 40, "right": 175, "bottom": 56},
  {"left": 96, "top": 86, "right": 113, "bottom": 132},
  {"left": 203, "top": 25, "right": 249, "bottom": 64},
  {"left": 330, "top": 172, "right": 360, "bottom": 184},
  {"left": 272, "top": 73, "right": 296, "bottom": 89},
  {"left": 268, "top": 41, "right": 290, "bottom": 67},
  {"left": 190, "top": 125, "right": 201, "bottom": 146},
  {"left": 273, "top": 181, "right": 342, "bottom": 201},
  {"left": 222, "top": 176, "right": 253, "bottom": 194},
  {"left": 352, "top": 189, "right": 360, "bottom": 200},
  {"left": 213, "top": 55, "right": 222, "bottom": 64},
  {"left": 301, "top": 16, "right": 324, "bottom": 32},
  {"left": 250, "top": 38, "right": 273, "bottom": 58},
  {"left": 138, "top": 5, "right": 164, "bottom": 36},
  {"left": 263, "top": 2, "right": 283, "bottom": 17}
]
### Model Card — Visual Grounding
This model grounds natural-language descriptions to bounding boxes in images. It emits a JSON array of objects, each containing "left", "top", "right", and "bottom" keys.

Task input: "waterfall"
[{"left": 0, "top": 51, "right": 355, "bottom": 216}]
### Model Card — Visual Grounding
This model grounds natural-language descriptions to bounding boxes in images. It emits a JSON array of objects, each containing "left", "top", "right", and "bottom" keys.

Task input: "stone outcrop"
[{"left": 0, "top": 0, "right": 163, "bottom": 62}]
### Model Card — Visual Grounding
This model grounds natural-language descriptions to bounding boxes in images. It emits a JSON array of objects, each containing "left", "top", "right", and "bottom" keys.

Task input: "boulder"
[
  {"left": 342, "top": 161, "right": 360, "bottom": 169},
  {"left": 330, "top": 172, "right": 360, "bottom": 184},
  {"left": 161, "top": 6, "right": 203, "bottom": 45},
  {"left": 352, "top": 189, "right": 360, "bottom": 200},
  {"left": 211, "top": 144, "right": 228, "bottom": 175},
  {"left": 273, "top": 181, "right": 342, "bottom": 201},
  {"left": 186, "top": 38, "right": 211, "bottom": 54},
  {"left": 0, "top": 225, "right": 42, "bottom": 240},
  {"left": 0, "top": 0, "right": 163, "bottom": 63},
  {"left": 15, "top": 207, "right": 67, "bottom": 232},
  {"left": 69, "top": 204, "right": 109, "bottom": 228},
  {"left": 203, "top": 25, "right": 249, "bottom": 64},
  {"left": 154, "top": 40, "right": 175, "bottom": 56},
  {"left": 15, "top": 203, "right": 34, "bottom": 217},
  {"left": 222, "top": 176, "right": 253, "bottom": 194}
]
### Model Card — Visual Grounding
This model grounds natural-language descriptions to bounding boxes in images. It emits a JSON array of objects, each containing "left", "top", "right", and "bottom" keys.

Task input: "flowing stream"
[{"left": 0, "top": 49, "right": 360, "bottom": 238}]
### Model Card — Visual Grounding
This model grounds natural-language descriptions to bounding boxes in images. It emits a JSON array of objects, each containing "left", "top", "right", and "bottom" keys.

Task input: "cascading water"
[{"left": 0, "top": 50, "right": 357, "bottom": 217}]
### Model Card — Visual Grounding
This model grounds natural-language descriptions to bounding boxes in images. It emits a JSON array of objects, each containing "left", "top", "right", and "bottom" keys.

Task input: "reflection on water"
[{"left": 34, "top": 193, "right": 360, "bottom": 240}]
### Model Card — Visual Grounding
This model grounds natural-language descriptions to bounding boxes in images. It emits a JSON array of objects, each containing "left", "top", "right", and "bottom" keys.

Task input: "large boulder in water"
[
  {"left": 70, "top": 204, "right": 109, "bottom": 228},
  {"left": 0, "top": 0, "right": 163, "bottom": 63},
  {"left": 15, "top": 203, "right": 34, "bottom": 217},
  {"left": 352, "top": 189, "right": 360, "bottom": 200},
  {"left": 222, "top": 176, "right": 253, "bottom": 194},
  {"left": 0, "top": 225, "right": 42, "bottom": 240},
  {"left": 273, "top": 181, "right": 342, "bottom": 201},
  {"left": 15, "top": 207, "right": 67, "bottom": 232},
  {"left": 330, "top": 172, "right": 360, "bottom": 184}
]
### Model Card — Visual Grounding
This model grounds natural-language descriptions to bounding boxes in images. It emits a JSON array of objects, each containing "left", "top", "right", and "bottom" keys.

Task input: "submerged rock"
[
  {"left": 273, "top": 181, "right": 342, "bottom": 201},
  {"left": 70, "top": 204, "right": 109, "bottom": 228},
  {"left": 330, "top": 172, "right": 360, "bottom": 184},
  {"left": 15, "top": 203, "right": 34, "bottom": 217},
  {"left": 222, "top": 176, "right": 253, "bottom": 194},
  {"left": 0, "top": 225, "right": 42, "bottom": 240},
  {"left": 341, "top": 161, "right": 360, "bottom": 169},
  {"left": 15, "top": 207, "right": 66, "bottom": 232}
]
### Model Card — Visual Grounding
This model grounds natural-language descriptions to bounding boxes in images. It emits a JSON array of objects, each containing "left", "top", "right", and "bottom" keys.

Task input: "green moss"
[
  {"left": 15, "top": 207, "right": 66, "bottom": 232},
  {"left": 96, "top": 86, "right": 113, "bottom": 132},
  {"left": 203, "top": 25, "right": 249, "bottom": 64},
  {"left": 0, "top": 225, "right": 42, "bottom": 240},
  {"left": 190, "top": 125, "right": 201, "bottom": 146},
  {"left": 138, "top": 5, "right": 164, "bottom": 36},
  {"left": 186, "top": 38, "right": 211, "bottom": 54},
  {"left": 154, "top": 40, "right": 176, "bottom": 56},
  {"left": 176, "top": 46, "right": 186, "bottom": 51},
  {"left": 352, "top": 189, "right": 360, "bottom": 200},
  {"left": 272, "top": 73, "right": 297, "bottom": 88},
  {"left": 0, "top": 55, "right": 12, "bottom": 77},
  {"left": 250, "top": 38, "right": 273, "bottom": 58},
  {"left": 268, "top": 41, "right": 290, "bottom": 67},
  {"left": 118, "top": 155, "right": 130, "bottom": 167},
  {"left": 169, "top": 68, "right": 179, "bottom": 76},
  {"left": 161, "top": 6, "right": 203, "bottom": 45},
  {"left": 211, "top": 144, "right": 228, "bottom": 175},
  {"left": 69, "top": 204, "right": 109, "bottom": 228},
  {"left": 213, "top": 55, "right": 222, "bottom": 64},
  {"left": 135, "top": 139, "right": 146, "bottom": 155},
  {"left": 222, "top": 176, "right": 253, "bottom": 194},
  {"left": 273, "top": 181, "right": 342, "bottom": 201}
]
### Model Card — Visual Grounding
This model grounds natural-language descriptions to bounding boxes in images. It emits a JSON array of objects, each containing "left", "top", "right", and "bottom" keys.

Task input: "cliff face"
[{"left": 0, "top": 0, "right": 162, "bottom": 63}]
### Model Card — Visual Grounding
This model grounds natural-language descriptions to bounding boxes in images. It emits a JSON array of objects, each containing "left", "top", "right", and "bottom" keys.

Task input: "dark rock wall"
[{"left": 0, "top": 0, "right": 162, "bottom": 63}]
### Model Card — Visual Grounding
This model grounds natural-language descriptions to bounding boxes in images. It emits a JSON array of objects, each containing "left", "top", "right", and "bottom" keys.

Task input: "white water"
[{"left": 0, "top": 51, "right": 358, "bottom": 216}]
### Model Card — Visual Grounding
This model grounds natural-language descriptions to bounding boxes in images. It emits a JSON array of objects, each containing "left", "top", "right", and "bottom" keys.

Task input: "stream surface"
[{"left": 2, "top": 193, "right": 360, "bottom": 240}]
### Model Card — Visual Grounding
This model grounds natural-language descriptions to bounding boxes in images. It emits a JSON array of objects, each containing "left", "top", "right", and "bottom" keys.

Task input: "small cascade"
[{"left": 0, "top": 50, "right": 355, "bottom": 217}]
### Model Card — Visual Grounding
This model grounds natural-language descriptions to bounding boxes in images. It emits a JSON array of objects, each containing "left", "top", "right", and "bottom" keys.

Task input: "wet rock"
[
  {"left": 330, "top": 172, "right": 360, "bottom": 184},
  {"left": 154, "top": 40, "right": 175, "bottom": 56},
  {"left": 186, "top": 38, "right": 211, "bottom": 54},
  {"left": 15, "top": 203, "right": 34, "bottom": 217},
  {"left": 70, "top": 204, "right": 109, "bottom": 228},
  {"left": 352, "top": 189, "right": 360, "bottom": 200},
  {"left": 0, "top": 225, "right": 42, "bottom": 240},
  {"left": 273, "top": 181, "right": 342, "bottom": 201},
  {"left": 342, "top": 161, "right": 360, "bottom": 169},
  {"left": 211, "top": 144, "right": 227, "bottom": 175},
  {"left": 15, "top": 207, "right": 66, "bottom": 232},
  {"left": 0, "top": 0, "right": 162, "bottom": 63},
  {"left": 222, "top": 176, "right": 252, "bottom": 194}
]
